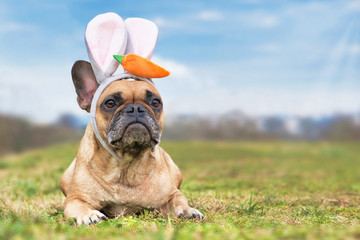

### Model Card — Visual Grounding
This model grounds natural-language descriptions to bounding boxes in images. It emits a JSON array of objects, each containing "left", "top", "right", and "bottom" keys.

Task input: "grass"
[{"left": 0, "top": 141, "right": 360, "bottom": 239}]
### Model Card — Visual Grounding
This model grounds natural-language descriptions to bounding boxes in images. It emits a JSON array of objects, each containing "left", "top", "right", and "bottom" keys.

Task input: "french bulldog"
[{"left": 60, "top": 60, "right": 204, "bottom": 225}]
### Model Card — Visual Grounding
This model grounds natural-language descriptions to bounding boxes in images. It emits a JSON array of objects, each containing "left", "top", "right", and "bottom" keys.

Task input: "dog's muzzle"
[{"left": 107, "top": 104, "right": 160, "bottom": 152}]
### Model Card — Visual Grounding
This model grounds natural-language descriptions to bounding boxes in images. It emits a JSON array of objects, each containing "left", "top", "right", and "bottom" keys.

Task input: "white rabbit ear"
[
  {"left": 85, "top": 12, "right": 127, "bottom": 83},
  {"left": 124, "top": 18, "right": 158, "bottom": 59}
]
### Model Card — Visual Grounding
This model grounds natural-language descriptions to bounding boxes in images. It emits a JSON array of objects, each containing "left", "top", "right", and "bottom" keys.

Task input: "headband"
[{"left": 85, "top": 12, "right": 169, "bottom": 161}]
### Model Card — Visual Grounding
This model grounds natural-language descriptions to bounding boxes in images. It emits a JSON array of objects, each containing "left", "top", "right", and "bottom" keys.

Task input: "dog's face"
[
  {"left": 97, "top": 80, "right": 164, "bottom": 154},
  {"left": 71, "top": 60, "right": 164, "bottom": 155}
]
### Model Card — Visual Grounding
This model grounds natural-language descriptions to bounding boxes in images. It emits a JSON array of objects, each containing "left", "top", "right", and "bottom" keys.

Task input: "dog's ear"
[{"left": 71, "top": 60, "right": 99, "bottom": 112}]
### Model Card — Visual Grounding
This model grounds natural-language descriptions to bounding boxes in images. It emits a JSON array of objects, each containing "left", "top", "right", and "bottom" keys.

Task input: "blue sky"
[{"left": 0, "top": 0, "right": 359, "bottom": 122}]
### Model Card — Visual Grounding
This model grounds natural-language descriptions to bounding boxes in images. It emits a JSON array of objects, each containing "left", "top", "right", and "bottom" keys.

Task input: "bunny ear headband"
[{"left": 86, "top": 12, "right": 169, "bottom": 161}]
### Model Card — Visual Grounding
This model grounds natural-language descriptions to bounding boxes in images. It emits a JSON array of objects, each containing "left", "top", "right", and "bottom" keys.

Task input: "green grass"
[{"left": 1, "top": 141, "right": 360, "bottom": 239}]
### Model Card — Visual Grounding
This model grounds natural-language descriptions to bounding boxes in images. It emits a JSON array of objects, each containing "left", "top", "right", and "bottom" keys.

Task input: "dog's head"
[{"left": 72, "top": 60, "right": 164, "bottom": 156}]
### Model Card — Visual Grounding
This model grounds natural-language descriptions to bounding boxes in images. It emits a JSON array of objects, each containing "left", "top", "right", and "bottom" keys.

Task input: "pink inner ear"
[{"left": 98, "top": 22, "right": 116, "bottom": 65}]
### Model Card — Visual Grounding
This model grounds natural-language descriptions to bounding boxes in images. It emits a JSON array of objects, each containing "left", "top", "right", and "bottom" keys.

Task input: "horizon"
[{"left": 2, "top": 108, "right": 359, "bottom": 127}]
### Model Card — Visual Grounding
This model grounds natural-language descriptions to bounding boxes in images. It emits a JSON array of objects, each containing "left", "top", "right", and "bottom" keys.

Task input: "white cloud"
[
  {"left": 148, "top": 54, "right": 359, "bottom": 118},
  {"left": 152, "top": 56, "right": 191, "bottom": 78},
  {"left": 153, "top": 51, "right": 360, "bottom": 118},
  {"left": 346, "top": 0, "right": 360, "bottom": 12},
  {"left": 347, "top": 44, "right": 360, "bottom": 55},
  {"left": 152, "top": 17, "right": 168, "bottom": 27},
  {"left": 151, "top": 16, "right": 188, "bottom": 31},
  {"left": 0, "top": 21, "right": 36, "bottom": 34},
  {"left": 0, "top": 61, "right": 82, "bottom": 123},
  {"left": 163, "top": 84, "right": 360, "bottom": 118},
  {"left": 255, "top": 43, "right": 279, "bottom": 53},
  {"left": 195, "top": 10, "right": 223, "bottom": 21},
  {"left": 236, "top": 12, "right": 280, "bottom": 29},
  {"left": 255, "top": 16, "right": 279, "bottom": 28}
]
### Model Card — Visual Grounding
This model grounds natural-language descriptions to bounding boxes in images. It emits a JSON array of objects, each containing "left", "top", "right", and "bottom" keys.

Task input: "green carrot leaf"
[{"left": 113, "top": 55, "right": 125, "bottom": 64}]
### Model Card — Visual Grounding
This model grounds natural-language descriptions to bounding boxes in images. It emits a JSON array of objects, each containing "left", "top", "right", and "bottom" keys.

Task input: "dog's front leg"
[
  {"left": 64, "top": 198, "right": 107, "bottom": 225},
  {"left": 170, "top": 190, "right": 204, "bottom": 219}
]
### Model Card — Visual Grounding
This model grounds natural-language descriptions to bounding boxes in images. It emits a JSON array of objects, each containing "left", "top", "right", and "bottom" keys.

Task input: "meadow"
[{"left": 0, "top": 140, "right": 360, "bottom": 239}]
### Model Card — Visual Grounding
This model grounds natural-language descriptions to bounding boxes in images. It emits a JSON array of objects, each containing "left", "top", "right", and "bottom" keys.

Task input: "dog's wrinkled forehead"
[{"left": 98, "top": 80, "right": 161, "bottom": 104}]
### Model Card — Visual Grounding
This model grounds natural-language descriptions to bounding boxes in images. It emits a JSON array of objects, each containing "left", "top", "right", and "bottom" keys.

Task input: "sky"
[{"left": 0, "top": 0, "right": 359, "bottom": 123}]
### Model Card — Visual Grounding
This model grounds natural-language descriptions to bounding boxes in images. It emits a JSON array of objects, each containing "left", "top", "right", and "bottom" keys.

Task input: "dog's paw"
[
  {"left": 76, "top": 210, "right": 107, "bottom": 226},
  {"left": 174, "top": 206, "right": 204, "bottom": 220}
]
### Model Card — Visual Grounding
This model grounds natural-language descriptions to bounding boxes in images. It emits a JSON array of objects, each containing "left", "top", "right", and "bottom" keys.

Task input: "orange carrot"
[{"left": 113, "top": 54, "right": 170, "bottom": 78}]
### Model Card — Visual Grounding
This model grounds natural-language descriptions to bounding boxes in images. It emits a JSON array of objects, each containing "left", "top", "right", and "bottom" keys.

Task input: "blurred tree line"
[
  {"left": 0, "top": 111, "right": 359, "bottom": 156},
  {"left": 162, "top": 111, "right": 360, "bottom": 141},
  {"left": 0, "top": 114, "right": 82, "bottom": 156}
]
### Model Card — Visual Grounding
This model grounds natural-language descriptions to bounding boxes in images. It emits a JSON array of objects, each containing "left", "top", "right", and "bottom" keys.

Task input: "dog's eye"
[
  {"left": 151, "top": 99, "right": 161, "bottom": 108},
  {"left": 105, "top": 100, "right": 116, "bottom": 108}
]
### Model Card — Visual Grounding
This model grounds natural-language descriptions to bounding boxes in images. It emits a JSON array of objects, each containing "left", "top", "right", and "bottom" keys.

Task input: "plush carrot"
[{"left": 113, "top": 54, "right": 170, "bottom": 78}]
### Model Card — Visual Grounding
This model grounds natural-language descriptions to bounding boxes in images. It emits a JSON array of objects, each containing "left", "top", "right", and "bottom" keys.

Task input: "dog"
[{"left": 59, "top": 58, "right": 204, "bottom": 225}]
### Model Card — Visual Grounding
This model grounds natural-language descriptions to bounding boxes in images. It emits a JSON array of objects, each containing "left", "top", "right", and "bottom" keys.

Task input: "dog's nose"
[{"left": 124, "top": 104, "right": 146, "bottom": 114}]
